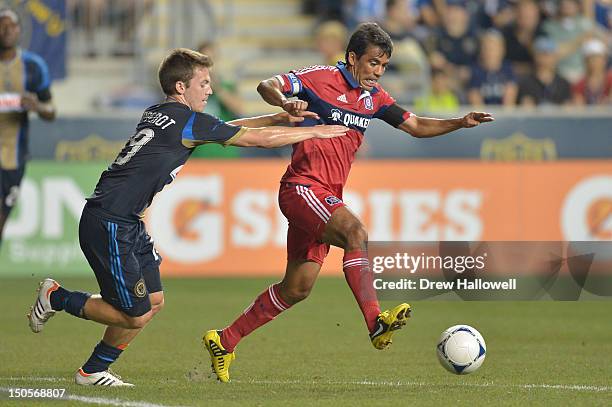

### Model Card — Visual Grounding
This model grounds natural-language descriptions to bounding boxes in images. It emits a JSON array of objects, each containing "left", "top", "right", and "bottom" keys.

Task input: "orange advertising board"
[{"left": 144, "top": 160, "right": 612, "bottom": 276}]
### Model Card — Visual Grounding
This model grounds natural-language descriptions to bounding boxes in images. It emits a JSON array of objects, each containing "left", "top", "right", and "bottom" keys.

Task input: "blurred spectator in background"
[
  {"left": 384, "top": 0, "right": 433, "bottom": 44},
  {"left": 544, "top": 0, "right": 599, "bottom": 83},
  {"left": 414, "top": 67, "right": 460, "bottom": 112},
  {"left": 190, "top": 40, "right": 244, "bottom": 159},
  {"left": 382, "top": 0, "right": 430, "bottom": 76},
  {"left": 583, "top": 0, "right": 612, "bottom": 30},
  {"left": 419, "top": 0, "right": 508, "bottom": 30},
  {"left": 110, "top": 0, "right": 143, "bottom": 57},
  {"left": 67, "top": 0, "right": 149, "bottom": 58},
  {"left": 303, "top": 0, "right": 344, "bottom": 22},
  {"left": 343, "top": 0, "right": 386, "bottom": 28},
  {"left": 382, "top": 0, "right": 422, "bottom": 41},
  {"left": 68, "top": 0, "right": 104, "bottom": 58},
  {"left": 0, "top": 8, "right": 56, "bottom": 246},
  {"left": 572, "top": 38, "right": 612, "bottom": 104},
  {"left": 315, "top": 20, "right": 348, "bottom": 65},
  {"left": 418, "top": 0, "right": 449, "bottom": 29},
  {"left": 517, "top": 37, "right": 572, "bottom": 106},
  {"left": 503, "top": 0, "right": 545, "bottom": 77},
  {"left": 468, "top": 29, "right": 517, "bottom": 106},
  {"left": 479, "top": 0, "right": 515, "bottom": 29},
  {"left": 428, "top": 1, "right": 479, "bottom": 93}
]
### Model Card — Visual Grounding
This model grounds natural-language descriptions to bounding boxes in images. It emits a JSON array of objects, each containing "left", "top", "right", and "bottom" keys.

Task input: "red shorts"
[{"left": 278, "top": 182, "right": 345, "bottom": 265}]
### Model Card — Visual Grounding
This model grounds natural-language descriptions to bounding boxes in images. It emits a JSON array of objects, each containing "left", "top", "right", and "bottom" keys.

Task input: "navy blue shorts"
[
  {"left": 0, "top": 166, "right": 25, "bottom": 215},
  {"left": 79, "top": 206, "right": 163, "bottom": 317}
]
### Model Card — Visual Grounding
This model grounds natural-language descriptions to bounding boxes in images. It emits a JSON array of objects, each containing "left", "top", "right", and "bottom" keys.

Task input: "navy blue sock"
[
  {"left": 49, "top": 287, "right": 70, "bottom": 311},
  {"left": 82, "top": 341, "right": 124, "bottom": 374},
  {"left": 63, "top": 291, "right": 91, "bottom": 319}
]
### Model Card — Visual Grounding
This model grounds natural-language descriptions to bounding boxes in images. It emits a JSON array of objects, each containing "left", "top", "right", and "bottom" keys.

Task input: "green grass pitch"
[{"left": 1, "top": 277, "right": 611, "bottom": 406}]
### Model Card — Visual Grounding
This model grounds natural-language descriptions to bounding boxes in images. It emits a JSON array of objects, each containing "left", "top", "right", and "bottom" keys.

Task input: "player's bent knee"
[
  {"left": 281, "top": 286, "right": 312, "bottom": 304},
  {"left": 120, "top": 304, "right": 155, "bottom": 328},
  {"left": 345, "top": 221, "right": 368, "bottom": 248},
  {"left": 124, "top": 311, "right": 153, "bottom": 329},
  {"left": 151, "top": 296, "right": 165, "bottom": 315},
  {"left": 149, "top": 292, "right": 164, "bottom": 308}
]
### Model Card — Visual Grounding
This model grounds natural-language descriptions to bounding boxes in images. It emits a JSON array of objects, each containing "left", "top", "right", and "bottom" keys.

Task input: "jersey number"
[{"left": 114, "top": 128, "right": 155, "bottom": 165}]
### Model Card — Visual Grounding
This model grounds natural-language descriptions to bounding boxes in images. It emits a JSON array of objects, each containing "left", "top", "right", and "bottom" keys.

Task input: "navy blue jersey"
[
  {"left": 468, "top": 62, "right": 516, "bottom": 105},
  {"left": 86, "top": 102, "right": 245, "bottom": 222},
  {"left": 0, "top": 49, "right": 52, "bottom": 169}
]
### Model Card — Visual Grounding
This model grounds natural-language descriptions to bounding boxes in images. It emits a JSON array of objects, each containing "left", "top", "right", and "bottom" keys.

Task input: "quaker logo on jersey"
[
  {"left": 330, "top": 109, "right": 343, "bottom": 122},
  {"left": 328, "top": 109, "right": 371, "bottom": 130},
  {"left": 325, "top": 196, "right": 342, "bottom": 206},
  {"left": 364, "top": 95, "right": 373, "bottom": 110}
]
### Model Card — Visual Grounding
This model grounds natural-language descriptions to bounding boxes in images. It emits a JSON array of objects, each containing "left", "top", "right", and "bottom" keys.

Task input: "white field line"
[
  {"left": 235, "top": 379, "right": 612, "bottom": 393},
  {"left": 2, "top": 376, "right": 611, "bottom": 394},
  {"left": 0, "top": 385, "right": 187, "bottom": 407}
]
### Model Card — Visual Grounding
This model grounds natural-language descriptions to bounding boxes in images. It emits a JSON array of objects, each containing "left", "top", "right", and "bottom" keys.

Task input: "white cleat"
[
  {"left": 75, "top": 368, "right": 134, "bottom": 387},
  {"left": 27, "top": 278, "right": 60, "bottom": 333}
]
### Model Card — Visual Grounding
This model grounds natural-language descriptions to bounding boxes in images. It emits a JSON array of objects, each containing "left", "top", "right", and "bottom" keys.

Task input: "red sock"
[
  {"left": 221, "top": 283, "right": 291, "bottom": 352},
  {"left": 343, "top": 250, "right": 381, "bottom": 332}
]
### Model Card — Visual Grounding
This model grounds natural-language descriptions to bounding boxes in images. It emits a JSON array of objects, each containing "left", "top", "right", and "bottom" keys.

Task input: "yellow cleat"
[
  {"left": 203, "top": 330, "right": 235, "bottom": 383},
  {"left": 370, "top": 303, "right": 411, "bottom": 350}
]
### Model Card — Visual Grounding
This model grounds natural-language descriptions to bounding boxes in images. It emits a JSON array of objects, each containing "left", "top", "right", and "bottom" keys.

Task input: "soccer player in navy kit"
[
  {"left": 0, "top": 8, "right": 56, "bottom": 247},
  {"left": 205, "top": 23, "right": 493, "bottom": 382},
  {"left": 26, "top": 48, "right": 348, "bottom": 386}
]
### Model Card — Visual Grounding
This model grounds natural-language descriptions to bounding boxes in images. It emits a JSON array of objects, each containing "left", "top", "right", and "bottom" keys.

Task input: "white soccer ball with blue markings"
[{"left": 436, "top": 325, "right": 486, "bottom": 375}]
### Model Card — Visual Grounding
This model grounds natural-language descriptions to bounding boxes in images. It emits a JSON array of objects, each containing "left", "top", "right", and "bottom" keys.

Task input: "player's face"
[
  {"left": 184, "top": 67, "right": 213, "bottom": 112},
  {"left": 348, "top": 46, "right": 390, "bottom": 91},
  {"left": 0, "top": 16, "right": 20, "bottom": 50}
]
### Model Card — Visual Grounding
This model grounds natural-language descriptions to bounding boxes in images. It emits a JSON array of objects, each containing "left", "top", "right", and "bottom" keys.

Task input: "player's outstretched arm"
[
  {"left": 399, "top": 111, "right": 494, "bottom": 138},
  {"left": 228, "top": 111, "right": 320, "bottom": 128},
  {"left": 229, "top": 125, "right": 348, "bottom": 148}
]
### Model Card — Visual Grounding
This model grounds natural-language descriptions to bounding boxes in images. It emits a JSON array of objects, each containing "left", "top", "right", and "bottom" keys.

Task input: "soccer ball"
[{"left": 436, "top": 325, "right": 486, "bottom": 375}]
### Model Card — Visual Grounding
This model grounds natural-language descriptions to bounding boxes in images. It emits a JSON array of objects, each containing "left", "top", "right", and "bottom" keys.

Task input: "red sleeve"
[
  {"left": 275, "top": 73, "right": 303, "bottom": 96},
  {"left": 374, "top": 86, "right": 399, "bottom": 117},
  {"left": 276, "top": 66, "right": 335, "bottom": 97}
]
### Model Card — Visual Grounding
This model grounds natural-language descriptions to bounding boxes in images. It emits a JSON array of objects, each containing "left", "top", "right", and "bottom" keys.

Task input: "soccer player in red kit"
[{"left": 204, "top": 23, "right": 493, "bottom": 382}]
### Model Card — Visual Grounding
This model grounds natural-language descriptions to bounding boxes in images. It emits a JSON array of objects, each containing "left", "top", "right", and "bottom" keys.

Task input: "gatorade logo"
[
  {"left": 562, "top": 176, "right": 612, "bottom": 240},
  {"left": 586, "top": 198, "right": 612, "bottom": 240}
]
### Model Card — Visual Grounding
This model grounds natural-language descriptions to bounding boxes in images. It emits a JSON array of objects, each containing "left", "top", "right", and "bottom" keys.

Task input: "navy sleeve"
[
  {"left": 23, "top": 51, "right": 52, "bottom": 102},
  {"left": 181, "top": 112, "right": 246, "bottom": 148}
]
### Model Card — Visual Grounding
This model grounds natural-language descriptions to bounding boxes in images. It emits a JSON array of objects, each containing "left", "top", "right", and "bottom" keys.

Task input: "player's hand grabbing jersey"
[
  {"left": 86, "top": 102, "right": 245, "bottom": 221},
  {"left": 276, "top": 62, "right": 408, "bottom": 193}
]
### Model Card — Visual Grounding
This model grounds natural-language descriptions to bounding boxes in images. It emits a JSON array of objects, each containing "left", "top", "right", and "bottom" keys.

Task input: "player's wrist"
[
  {"left": 457, "top": 116, "right": 468, "bottom": 128},
  {"left": 271, "top": 112, "right": 286, "bottom": 124}
]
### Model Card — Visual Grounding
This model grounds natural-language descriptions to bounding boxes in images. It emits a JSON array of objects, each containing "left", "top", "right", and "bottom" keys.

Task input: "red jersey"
[
  {"left": 572, "top": 70, "right": 612, "bottom": 105},
  {"left": 277, "top": 62, "right": 403, "bottom": 194}
]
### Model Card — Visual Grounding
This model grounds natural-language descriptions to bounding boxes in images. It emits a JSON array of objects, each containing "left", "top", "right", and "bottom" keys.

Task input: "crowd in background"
[
  {"left": 62, "top": 0, "right": 611, "bottom": 111},
  {"left": 306, "top": 0, "right": 612, "bottom": 110}
]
